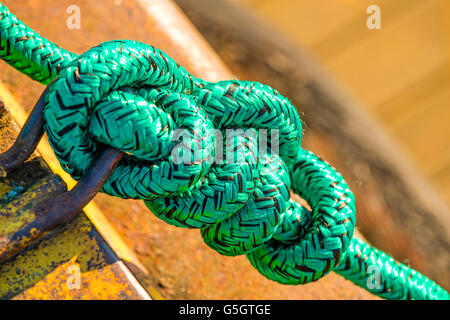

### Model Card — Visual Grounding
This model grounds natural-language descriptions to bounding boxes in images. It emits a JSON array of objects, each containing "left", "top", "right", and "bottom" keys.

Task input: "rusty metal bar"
[
  {"left": 0, "top": 86, "right": 125, "bottom": 263},
  {"left": 0, "top": 82, "right": 126, "bottom": 263},
  {"left": 0, "top": 88, "right": 47, "bottom": 177},
  {"left": 0, "top": 146, "right": 123, "bottom": 264},
  {"left": 44, "top": 148, "right": 123, "bottom": 225}
]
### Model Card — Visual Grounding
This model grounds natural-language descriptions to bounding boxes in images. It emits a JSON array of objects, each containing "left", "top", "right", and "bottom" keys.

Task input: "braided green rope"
[{"left": 0, "top": 3, "right": 448, "bottom": 300}]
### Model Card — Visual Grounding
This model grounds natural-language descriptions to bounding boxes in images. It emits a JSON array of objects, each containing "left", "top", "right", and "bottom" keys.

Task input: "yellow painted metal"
[{"left": 0, "top": 213, "right": 150, "bottom": 300}]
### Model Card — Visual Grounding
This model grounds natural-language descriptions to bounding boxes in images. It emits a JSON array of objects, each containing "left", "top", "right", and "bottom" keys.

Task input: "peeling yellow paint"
[
  {"left": 13, "top": 261, "right": 135, "bottom": 300},
  {"left": 0, "top": 207, "right": 35, "bottom": 242},
  {"left": 0, "top": 177, "right": 61, "bottom": 236},
  {"left": 0, "top": 175, "right": 68, "bottom": 262},
  {"left": 0, "top": 196, "right": 149, "bottom": 299},
  {"left": 0, "top": 182, "right": 11, "bottom": 198},
  {"left": 0, "top": 214, "right": 110, "bottom": 298}
]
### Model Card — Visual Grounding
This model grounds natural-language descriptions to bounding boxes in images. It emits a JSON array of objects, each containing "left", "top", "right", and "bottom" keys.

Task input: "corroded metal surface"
[
  {"left": 0, "top": 175, "right": 66, "bottom": 263},
  {"left": 0, "top": 0, "right": 378, "bottom": 299},
  {"left": 0, "top": 214, "right": 150, "bottom": 300},
  {"left": 0, "top": 92, "right": 124, "bottom": 263},
  {"left": 0, "top": 102, "right": 150, "bottom": 300},
  {"left": 0, "top": 148, "right": 123, "bottom": 264}
]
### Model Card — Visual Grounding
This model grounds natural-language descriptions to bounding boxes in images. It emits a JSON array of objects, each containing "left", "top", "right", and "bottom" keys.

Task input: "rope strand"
[{"left": 0, "top": 3, "right": 448, "bottom": 300}]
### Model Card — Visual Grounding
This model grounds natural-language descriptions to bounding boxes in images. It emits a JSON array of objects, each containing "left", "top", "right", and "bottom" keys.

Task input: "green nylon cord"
[{"left": 0, "top": 3, "right": 448, "bottom": 300}]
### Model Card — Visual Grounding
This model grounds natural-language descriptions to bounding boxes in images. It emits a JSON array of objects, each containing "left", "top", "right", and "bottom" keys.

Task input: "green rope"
[{"left": 0, "top": 3, "right": 448, "bottom": 300}]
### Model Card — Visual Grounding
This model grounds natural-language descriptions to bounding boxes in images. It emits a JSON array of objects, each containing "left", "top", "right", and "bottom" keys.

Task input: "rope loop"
[
  {"left": 44, "top": 40, "right": 214, "bottom": 198},
  {"left": 195, "top": 81, "right": 303, "bottom": 166},
  {"left": 43, "top": 40, "right": 303, "bottom": 201},
  {"left": 200, "top": 152, "right": 291, "bottom": 255},
  {"left": 36, "top": 39, "right": 375, "bottom": 289},
  {"left": 247, "top": 149, "right": 356, "bottom": 284},
  {"left": 1, "top": 3, "right": 447, "bottom": 297}
]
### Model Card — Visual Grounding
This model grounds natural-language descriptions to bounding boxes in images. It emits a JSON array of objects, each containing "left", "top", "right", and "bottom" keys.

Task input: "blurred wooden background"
[{"left": 232, "top": 0, "right": 450, "bottom": 207}]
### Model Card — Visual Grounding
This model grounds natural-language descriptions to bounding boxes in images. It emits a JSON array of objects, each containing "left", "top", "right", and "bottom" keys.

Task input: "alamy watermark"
[
  {"left": 66, "top": 5, "right": 81, "bottom": 30},
  {"left": 366, "top": 265, "right": 382, "bottom": 290},
  {"left": 366, "top": 5, "right": 381, "bottom": 30},
  {"left": 66, "top": 264, "right": 81, "bottom": 290},
  {"left": 170, "top": 128, "right": 280, "bottom": 167}
]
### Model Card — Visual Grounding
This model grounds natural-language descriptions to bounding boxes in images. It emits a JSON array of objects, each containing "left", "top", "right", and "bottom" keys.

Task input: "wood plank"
[
  {"left": 231, "top": 0, "right": 450, "bottom": 209},
  {"left": 375, "top": 60, "right": 450, "bottom": 124},
  {"left": 235, "top": 0, "right": 370, "bottom": 48},
  {"left": 390, "top": 86, "right": 450, "bottom": 177},
  {"left": 373, "top": 59, "right": 450, "bottom": 179},
  {"left": 328, "top": 0, "right": 448, "bottom": 108},
  {"left": 311, "top": 0, "right": 428, "bottom": 62}
]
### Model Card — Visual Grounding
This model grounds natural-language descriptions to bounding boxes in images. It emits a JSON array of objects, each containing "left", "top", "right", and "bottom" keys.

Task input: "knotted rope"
[{"left": 0, "top": 4, "right": 448, "bottom": 300}]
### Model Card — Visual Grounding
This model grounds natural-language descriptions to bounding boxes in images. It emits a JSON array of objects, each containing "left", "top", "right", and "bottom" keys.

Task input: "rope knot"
[
  {"left": 43, "top": 40, "right": 354, "bottom": 286},
  {"left": 2, "top": 1, "right": 448, "bottom": 298}
]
